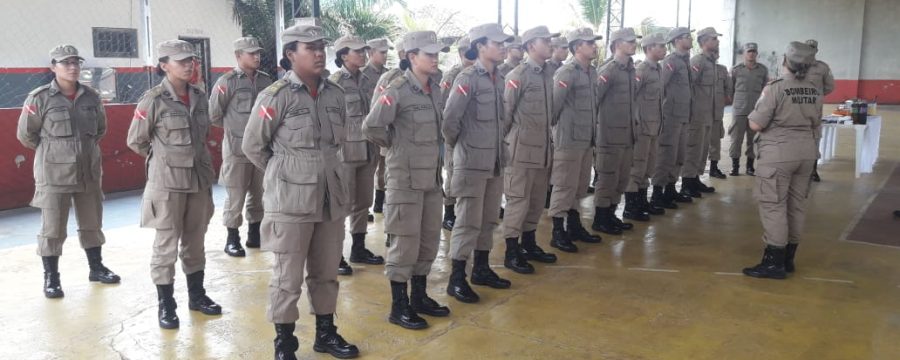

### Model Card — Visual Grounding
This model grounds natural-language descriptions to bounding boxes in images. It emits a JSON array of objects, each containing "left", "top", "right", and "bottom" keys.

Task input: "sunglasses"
[{"left": 56, "top": 59, "right": 84, "bottom": 67}]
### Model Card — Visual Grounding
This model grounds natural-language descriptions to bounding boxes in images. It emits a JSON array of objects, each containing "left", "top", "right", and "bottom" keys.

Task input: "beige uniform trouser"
[
  {"left": 707, "top": 120, "right": 724, "bottom": 162},
  {"left": 653, "top": 120, "right": 688, "bottom": 186},
  {"left": 442, "top": 146, "right": 456, "bottom": 206},
  {"left": 34, "top": 187, "right": 105, "bottom": 257},
  {"left": 265, "top": 217, "right": 345, "bottom": 323},
  {"left": 449, "top": 173, "right": 503, "bottom": 261},
  {"left": 627, "top": 134, "right": 658, "bottom": 192},
  {"left": 374, "top": 152, "right": 386, "bottom": 191},
  {"left": 594, "top": 146, "right": 633, "bottom": 208},
  {"left": 682, "top": 122, "right": 711, "bottom": 177},
  {"left": 728, "top": 115, "right": 756, "bottom": 159},
  {"left": 220, "top": 161, "right": 264, "bottom": 228},
  {"left": 344, "top": 159, "right": 377, "bottom": 235},
  {"left": 384, "top": 188, "right": 442, "bottom": 282},
  {"left": 548, "top": 148, "right": 592, "bottom": 218},
  {"left": 148, "top": 190, "right": 214, "bottom": 285},
  {"left": 502, "top": 167, "right": 550, "bottom": 239},
  {"left": 754, "top": 160, "right": 815, "bottom": 247}
]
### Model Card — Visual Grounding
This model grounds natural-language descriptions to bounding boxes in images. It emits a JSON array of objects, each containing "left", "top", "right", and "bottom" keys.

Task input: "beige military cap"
[
  {"left": 610, "top": 27, "right": 642, "bottom": 42},
  {"left": 234, "top": 37, "right": 263, "bottom": 52},
  {"left": 696, "top": 27, "right": 722, "bottom": 39},
  {"left": 507, "top": 36, "right": 523, "bottom": 49},
  {"left": 551, "top": 36, "right": 568, "bottom": 47},
  {"left": 666, "top": 27, "right": 692, "bottom": 42},
  {"left": 743, "top": 42, "right": 759, "bottom": 52},
  {"left": 367, "top": 38, "right": 393, "bottom": 52},
  {"left": 469, "top": 23, "right": 514, "bottom": 43},
  {"left": 521, "top": 26, "right": 560, "bottom": 44},
  {"left": 157, "top": 40, "right": 197, "bottom": 60},
  {"left": 455, "top": 35, "right": 471, "bottom": 51},
  {"left": 805, "top": 39, "right": 819, "bottom": 54},
  {"left": 786, "top": 41, "right": 815, "bottom": 65},
  {"left": 282, "top": 25, "right": 327, "bottom": 45},
  {"left": 640, "top": 33, "right": 666, "bottom": 47},
  {"left": 50, "top": 45, "right": 83, "bottom": 62},
  {"left": 566, "top": 28, "right": 602, "bottom": 45},
  {"left": 402, "top": 31, "right": 450, "bottom": 54},
  {"left": 334, "top": 35, "right": 369, "bottom": 52}
]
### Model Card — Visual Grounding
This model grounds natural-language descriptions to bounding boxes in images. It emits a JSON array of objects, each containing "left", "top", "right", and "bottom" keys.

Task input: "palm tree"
[{"left": 579, "top": 0, "right": 607, "bottom": 32}]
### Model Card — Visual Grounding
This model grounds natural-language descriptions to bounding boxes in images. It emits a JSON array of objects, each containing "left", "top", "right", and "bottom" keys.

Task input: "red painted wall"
[
  {"left": 0, "top": 104, "right": 223, "bottom": 211},
  {"left": 826, "top": 79, "right": 900, "bottom": 104}
]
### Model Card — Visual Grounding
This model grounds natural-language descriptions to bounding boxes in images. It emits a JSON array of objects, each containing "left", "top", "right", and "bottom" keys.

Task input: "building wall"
[{"left": 734, "top": 0, "right": 900, "bottom": 104}]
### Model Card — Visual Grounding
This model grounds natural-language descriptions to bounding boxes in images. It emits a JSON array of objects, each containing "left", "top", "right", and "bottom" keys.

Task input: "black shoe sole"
[
  {"left": 447, "top": 290, "right": 480, "bottom": 303},
  {"left": 412, "top": 306, "right": 451, "bottom": 317},
  {"left": 89, "top": 276, "right": 121, "bottom": 284},
  {"left": 44, "top": 291, "right": 64, "bottom": 299},
  {"left": 504, "top": 263, "right": 535, "bottom": 274},
  {"left": 623, "top": 213, "right": 650, "bottom": 222},
  {"left": 523, "top": 255, "right": 557, "bottom": 263},
  {"left": 591, "top": 226, "right": 622, "bottom": 235},
  {"left": 741, "top": 269, "right": 787, "bottom": 279},
  {"left": 337, "top": 269, "right": 353, "bottom": 276},
  {"left": 470, "top": 278, "right": 511, "bottom": 289},
  {"left": 389, "top": 316, "right": 429, "bottom": 329},
  {"left": 348, "top": 257, "right": 385, "bottom": 265},
  {"left": 159, "top": 321, "right": 179, "bottom": 329},
  {"left": 224, "top": 249, "right": 246, "bottom": 257},
  {"left": 188, "top": 304, "right": 222, "bottom": 316},
  {"left": 549, "top": 242, "right": 578, "bottom": 253},
  {"left": 245, "top": 242, "right": 260, "bottom": 249},
  {"left": 313, "top": 345, "right": 360, "bottom": 359}
]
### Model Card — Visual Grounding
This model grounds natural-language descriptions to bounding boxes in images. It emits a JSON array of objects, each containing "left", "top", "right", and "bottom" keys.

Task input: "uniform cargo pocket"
[
  {"left": 163, "top": 114, "right": 192, "bottom": 146},
  {"left": 340, "top": 140, "right": 369, "bottom": 163},
  {"left": 503, "top": 167, "right": 528, "bottom": 198},
  {"left": 43, "top": 141, "right": 78, "bottom": 186},
  {"left": 409, "top": 155, "right": 437, "bottom": 190},
  {"left": 603, "top": 126, "right": 630, "bottom": 146},
  {"left": 163, "top": 153, "right": 195, "bottom": 190},
  {"left": 276, "top": 166, "right": 319, "bottom": 215},
  {"left": 45, "top": 109, "right": 73, "bottom": 137},
  {"left": 282, "top": 114, "right": 317, "bottom": 148},
  {"left": 753, "top": 166, "right": 779, "bottom": 203},
  {"left": 235, "top": 90, "right": 253, "bottom": 113},
  {"left": 384, "top": 189, "right": 419, "bottom": 235}
]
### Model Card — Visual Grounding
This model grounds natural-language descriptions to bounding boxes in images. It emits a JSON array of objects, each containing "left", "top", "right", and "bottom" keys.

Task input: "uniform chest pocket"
[
  {"left": 475, "top": 92, "right": 496, "bottom": 121},
  {"left": 700, "top": 69, "right": 716, "bottom": 85},
  {"left": 162, "top": 113, "right": 192, "bottom": 145},
  {"left": 235, "top": 90, "right": 253, "bottom": 113},
  {"left": 345, "top": 93, "right": 366, "bottom": 118},
  {"left": 521, "top": 89, "right": 546, "bottom": 115},
  {"left": 45, "top": 109, "right": 73, "bottom": 138},
  {"left": 412, "top": 110, "right": 439, "bottom": 144},
  {"left": 282, "top": 114, "right": 318, "bottom": 149}
]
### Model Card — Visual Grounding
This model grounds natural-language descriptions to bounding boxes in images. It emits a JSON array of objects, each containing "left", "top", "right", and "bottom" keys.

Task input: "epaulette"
[
  {"left": 263, "top": 79, "right": 290, "bottom": 95},
  {"left": 257, "top": 70, "right": 273, "bottom": 79},
  {"left": 388, "top": 75, "right": 408, "bottom": 89},
  {"left": 28, "top": 84, "right": 52, "bottom": 97},
  {"left": 324, "top": 77, "right": 344, "bottom": 92}
]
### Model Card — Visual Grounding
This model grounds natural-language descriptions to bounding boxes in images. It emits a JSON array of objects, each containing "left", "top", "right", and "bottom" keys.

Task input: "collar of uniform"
[
  {"left": 403, "top": 69, "right": 433, "bottom": 94},
  {"left": 702, "top": 51, "right": 717, "bottom": 62},
  {"left": 161, "top": 77, "right": 201, "bottom": 104},
  {"left": 48, "top": 79, "right": 85, "bottom": 99},
  {"left": 675, "top": 49, "right": 690, "bottom": 59},
  {"left": 613, "top": 54, "right": 633, "bottom": 69},
  {"left": 287, "top": 70, "right": 327, "bottom": 93},
  {"left": 339, "top": 66, "right": 367, "bottom": 81},
  {"left": 644, "top": 59, "right": 660, "bottom": 69},
  {"left": 473, "top": 59, "right": 493, "bottom": 76},
  {"left": 524, "top": 56, "right": 544, "bottom": 73},
  {"left": 363, "top": 62, "right": 386, "bottom": 74}
]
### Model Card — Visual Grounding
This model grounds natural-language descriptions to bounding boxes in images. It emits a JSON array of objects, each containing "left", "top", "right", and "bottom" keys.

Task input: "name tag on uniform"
[
  {"left": 287, "top": 107, "right": 310, "bottom": 117},
  {"left": 326, "top": 106, "right": 341, "bottom": 113}
]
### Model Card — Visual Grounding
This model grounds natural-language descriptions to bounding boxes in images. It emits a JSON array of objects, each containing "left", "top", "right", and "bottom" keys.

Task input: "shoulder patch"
[
  {"left": 388, "top": 75, "right": 408, "bottom": 89},
  {"left": 257, "top": 70, "right": 273, "bottom": 79},
  {"left": 263, "top": 79, "right": 290, "bottom": 95},
  {"left": 325, "top": 78, "right": 345, "bottom": 93}
]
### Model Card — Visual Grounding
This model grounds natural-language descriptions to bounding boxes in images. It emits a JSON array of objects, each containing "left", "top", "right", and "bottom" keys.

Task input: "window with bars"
[{"left": 92, "top": 27, "right": 138, "bottom": 58}]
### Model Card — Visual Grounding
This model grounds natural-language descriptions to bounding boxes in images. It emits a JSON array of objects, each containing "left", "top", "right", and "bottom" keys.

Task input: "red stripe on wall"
[
  {"left": 824, "top": 80, "right": 900, "bottom": 104},
  {"left": 0, "top": 67, "right": 51, "bottom": 74}
]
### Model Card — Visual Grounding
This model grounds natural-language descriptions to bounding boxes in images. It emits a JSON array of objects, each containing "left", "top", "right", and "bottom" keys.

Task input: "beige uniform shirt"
[
  {"left": 361, "top": 62, "right": 388, "bottom": 97},
  {"left": 329, "top": 66, "right": 375, "bottom": 163},
  {"left": 497, "top": 60, "right": 519, "bottom": 78},
  {"left": 503, "top": 57, "right": 553, "bottom": 169},
  {"left": 807, "top": 60, "right": 835, "bottom": 96},
  {"left": 715, "top": 64, "right": 733, "bottom": 121},
  {"left": 661, "top": 50, "right": 692, "bottom": 123},
  {"left": 209, "top": 68, "right": 274, "bottom": 162},
  {"left": 442, "top": 60, "right": 506, "bottom": 177},
  {"left": 595, "top": 54, "right": 638, "bottom": 147},
  {"left": 552, "top": 60, "right": 598, "bottom": 150},
  {"left": 546, "top": 59, "right": 564, "bottom": 77},
  {"left": 127, "top": 78, "right": 215, "bottom": 193},
  {"left": 241, "top": 71, "right": 350, "bottom": 223},
  {"left": 635, "top": 59, "right": 663, "bottom": 136},
  {"left": 731, "top": 62, "right": 769, "bottom": 116},
  {"left": 748, "top": 74, "right": 822, "bottom": 165},
  {"left": 364, "top": 70, "right": 443, "bottom": 191},
  {"left": 17, "top": 81, "right": 106, "bottom": 194},
  {"left": 689, "top": 52, "right": 719, "bottom": 125},
  {"left": 440, "top": 63, "right": 467, "bottom": 109}
]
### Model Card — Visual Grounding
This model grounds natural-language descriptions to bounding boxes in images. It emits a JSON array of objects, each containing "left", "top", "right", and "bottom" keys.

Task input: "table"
[{"left": 818, "top": 115, "right": 882, "bottom": 178}]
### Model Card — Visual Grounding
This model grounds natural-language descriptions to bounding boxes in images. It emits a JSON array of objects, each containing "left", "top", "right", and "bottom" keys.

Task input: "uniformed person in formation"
[
  {"left": 804, "top": 39, "right": 835, "bottom": 183},
  {"left": 329, "top": 35, "right": 385, "bottom": 276},
  {"left": 242, "top": 25, "right": 359, "bottom": 359},
  {"left": 706, "top": 52, "right": 733, "bottom": 179},
  {"left": 209, "top": 36, "right": 274, "bottom": 257},
  {"left": 742, "top": 42, "right": 821, "bottom": 280},
  {"left": 127, "top": 40, "right": 221, "bottom": 329},
  {"left": 628, "top": 33, "right": 668, "bottom": 220},
  {"left": 17, "top": 45, "right": 120, "bottom": 299},
  {"left": 547, "top": 28, "right": 604, "bottom": 253},
  {"left": 653, "top": 27, "right": 694, "bottom": 208},
  {"left": 681, "top": 27, "right": 721, "bottom": 197},
  {"left": 439, "top": 35, "right": 474, "bottom": 232},
  {"left": 546, "top": 36, "right": 569, "bottom": 75},
  {"left": 729, "top": 42, "right": 768, "bottom": 176},
  {"left": 497, "top": 36, "right": 523, "bottom": 78},
  {"left": 442, "top": 23, "right": 514, "bottom": 303},
  {"left": 364, "top": 30, "right": 452, "bottom": 330},
  {"left": 593, "top": 28, "right": 641, "bottom": 231},
  {"left": 500, "top": 26, "right": 561, "bottom": 275},
  {"left": 363, "top": 38, "right": 393, "bottom": 216}
]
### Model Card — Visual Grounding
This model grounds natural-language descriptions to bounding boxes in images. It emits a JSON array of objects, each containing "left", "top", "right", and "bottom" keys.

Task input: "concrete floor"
[{"left": 2, "top": 106, "right": 900, "bottom": 360}]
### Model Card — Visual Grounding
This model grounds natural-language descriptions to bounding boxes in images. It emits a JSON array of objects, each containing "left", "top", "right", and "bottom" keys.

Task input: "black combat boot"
[
  {"left": 668, "top": 182, "right": 693, "bottom": 203},
  {"left": 651, "top": 185, "right": 677, "bottom": 210},
  {"left": 388, "top": 281, "right": 428, "bottom": 329},
  {"left": 785, "top": 243, "right": 799, "bottom": 273},
  {"left": 681, "top": 177, "right": 702, "bottom": 198},
  {"left": 373, "top": 189, "right": 385, "bottom": 214},
  {"left": 504, "top": 238, "right": 535, "bottom": 274},
  {"left": 609, "top": 204, "right": 633, "bottom": 230},
  {"left": 273, "top": 323, "right": 299, "bottom": 360},
  {"left": 549, "top": 217, "right": 578, "bottom": 252},
  {"left": 85, "top": 246, "right": 121, "bottom": 283},
  {"left": 742, "top": 245, "right": 787, "bottom": 280},
  {"left": 349, "top": 233, "right": 384, "bottom": 264},
  {"left": 42, "top": 256, "right": 64, "bottom": 298},
  {"left": 640, "top": 188, "right": 665, "bottom": 215},
  {"left": 313, "top": 314, "right": 360, "bottom": 359},
  {"left": 442, "top": 205, "right": 456, "bottom": 231},
  {"left": 567, "top": 209, "right": 602, "bottom": 243},
  {"left": 623, "top": 192, "right": 650, "bottom": 221},
  {"left": 709, "top": 161, "right": 727, "bottom": 179},
  {"left": 156, "top": 284, "right": 179, "bottom": 329},
  {"left": 246, "top": 222, "right": 262, "bottom": 248},
  {"left": 186, "top": 271, "right": 222, "bottom": 315},
  {"left": 747, "top": 158, "right": 756, "bottom": 176},
  {"left": 447, "top": 259, "right": 479, "bottom": 303},
  {"left": 337, "top": 257, "right": 353, "bottom": 276},
  {"left": 520, "top": 230, "right": 557, "bottom": 263},
  {"left": 591, "top": 206, "right": 622, "bottom": 235},
  {"left": 410, "top": 275, "right": 450, "bottom": 316},
  {"left": 471, "top": 250, "right": 511, "bottom": 289},
  {"left": 694, "top": 177, "right": 716, "bottom": 193},
  {"left": 224, "top": 227, "right": 246, "bottom": 257},
  {"left": 730, "top": 158, "right": 741, "bottom": 176}
]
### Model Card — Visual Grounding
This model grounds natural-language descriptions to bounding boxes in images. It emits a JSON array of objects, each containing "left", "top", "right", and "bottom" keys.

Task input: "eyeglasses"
[{"left": 56, "top": 59, "right": 83, "bottom": 68}]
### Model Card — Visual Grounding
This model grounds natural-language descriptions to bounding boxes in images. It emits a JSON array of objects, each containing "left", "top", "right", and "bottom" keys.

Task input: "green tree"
[{"left": 579, "top": 0, "right": 607, "bottom": 32}]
